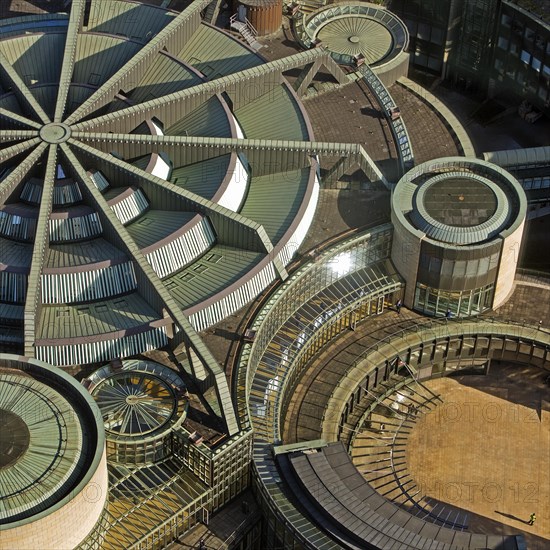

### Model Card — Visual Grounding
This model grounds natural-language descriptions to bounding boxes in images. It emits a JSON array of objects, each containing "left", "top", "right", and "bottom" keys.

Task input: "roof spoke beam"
[
  {"left": 71, "top": 49, "right": 343, "bottom": 134},
  {"left": 0, "top": 138, "right": 42, "bottom": 166},
  {"left": 64, "top": 0, "right": 209, "bottom": 125},
  {"left": 0, "top": 141, "right": 47, "bottom": 206},
  {"left": 69, "top": 138, "right": 276, "bottom": 254},
  {"left": 0, "top": 51, "right": 50, "bottom": 124},
  {"left": 72, "top": 132, "right": 389, "bottom": 187},
  {"left": 0, "top": 130, "right": 38, "bottom": 142},
  {"left": 54, "top": 0, "right": 86, "bottom": 122},
  {"left": 0, "top": 108, "right": 41, "bottom": 130},
  {"left": 24, "top": 144, "right": 57, "bottom": 357},
  {"left": 61, "top": 142, "right": 239, "bottom": 436}
]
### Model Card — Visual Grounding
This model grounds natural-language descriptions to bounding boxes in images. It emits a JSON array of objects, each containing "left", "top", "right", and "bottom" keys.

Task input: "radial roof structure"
[
  {"left": 302, "top": 3, "right": 409, "bottom": 67},
  {"left": 0, "top": 0, "right": 388, "bottom": 437}
]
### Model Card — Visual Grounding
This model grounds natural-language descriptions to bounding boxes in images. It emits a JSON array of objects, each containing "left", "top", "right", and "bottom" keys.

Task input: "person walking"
[
  {"left": 396, "top": 299, "right": 402, "bottom": 314},
  {"left": 528, "top": 512, "right": 536, "bottom": 525}
]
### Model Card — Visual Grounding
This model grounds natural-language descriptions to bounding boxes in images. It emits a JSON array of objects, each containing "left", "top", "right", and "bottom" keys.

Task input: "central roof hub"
[{"left": 39, "top": 122, "right": 71, "bottom": 144}]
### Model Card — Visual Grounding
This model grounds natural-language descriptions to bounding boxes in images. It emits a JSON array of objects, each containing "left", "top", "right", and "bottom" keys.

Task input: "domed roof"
[{"left": 0, "top": 0, "right": 319, "bottom": 374}]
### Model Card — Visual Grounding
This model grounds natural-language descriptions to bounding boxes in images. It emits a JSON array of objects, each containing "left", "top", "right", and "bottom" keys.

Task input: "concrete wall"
[
  {"left": 390, "top": 210, "right": 422, "bottom": 307},
  {"left": 493, "top": 220, "right": 525, "bottom": 309},
  {"left": 0, "top": 449, "right": 108, "bottom": 550}
]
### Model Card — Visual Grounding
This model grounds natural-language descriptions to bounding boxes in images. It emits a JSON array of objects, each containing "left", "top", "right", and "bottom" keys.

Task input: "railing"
[{"left": 357, "top": 64, "right": 414, "bottom": 174}]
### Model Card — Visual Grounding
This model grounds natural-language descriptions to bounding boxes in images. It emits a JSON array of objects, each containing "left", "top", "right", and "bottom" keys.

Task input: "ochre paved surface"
[{"left": 406, "top": 363, "right": 549, "bottom": 549}]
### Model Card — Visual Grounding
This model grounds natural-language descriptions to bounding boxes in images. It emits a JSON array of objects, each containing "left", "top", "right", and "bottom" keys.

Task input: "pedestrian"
[
  {"left": 445, "top": 308, "right": 452, "bottom": 319},
  {"left": 396, "top": 299, "right": 402, "bottom": 314},
  {"left": 199, "top": 539, "right": 206, "bottom": 549},
  {"left": 528, "top": 512, "right": 536, "bottom": 525}
]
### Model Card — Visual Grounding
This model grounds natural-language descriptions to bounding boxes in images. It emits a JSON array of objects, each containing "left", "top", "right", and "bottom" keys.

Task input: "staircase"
[
  {"left": 349, "top": 372, "right": 470, "bottom": 530},
  {"left": 230, "top": 14, "right": 263, "bottom": 51}
]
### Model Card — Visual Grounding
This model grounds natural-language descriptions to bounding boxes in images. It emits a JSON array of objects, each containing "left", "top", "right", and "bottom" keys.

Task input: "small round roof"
[
  {"left": 392, "top": 158, "right": 527, "bottom": 246},
  {"left": 305, "top": 3, "right": 409, "bottom": 66},
  {"left": 0, "top": 354, "right": 104, "bottom": 527},
  {"left": 86, "top": 360, "right": 187, "bottom": 442},
  {"left": 316, "top": 16, "right": 393, "bottom": 64}
]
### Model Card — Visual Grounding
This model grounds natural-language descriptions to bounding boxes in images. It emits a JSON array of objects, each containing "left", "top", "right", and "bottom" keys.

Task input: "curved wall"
[
  {"left": 0, "top": 354, "right": 108, "bottom": 550},
  {"left": 390, "top": 158, "right": 527, "bottom": 317}
]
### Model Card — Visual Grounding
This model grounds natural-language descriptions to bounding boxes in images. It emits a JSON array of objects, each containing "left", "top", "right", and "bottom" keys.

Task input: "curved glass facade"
[{"left": 414, "top": 282, "right": 495, "bottom": 316}]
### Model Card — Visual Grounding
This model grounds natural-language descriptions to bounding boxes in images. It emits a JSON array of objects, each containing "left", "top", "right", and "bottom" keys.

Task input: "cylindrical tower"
[
  {"left": 234, "top": 0, "right": 283, "bottom": 36},
  {"left": 84, "top": 360, "right": 188, "bottom": 465},
  {"left": 391, "top": 158, "right": 527, "bottom": 317},
  {"left": 0, "top": 354, "right": 107, "bottom": 550}
]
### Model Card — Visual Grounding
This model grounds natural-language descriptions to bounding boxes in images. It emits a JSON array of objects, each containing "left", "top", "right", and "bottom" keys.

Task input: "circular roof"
[
  {"left": 304, "top": 3, "right": 408, "bottom": 66},
  {"left": 87, "top": 360, "right": 187, "bottom": 442},
  {"left": 423, "top": 178, "right": 498, "bottom": 226},
  {"left": 392, "top": 158, "right": 527, "bottom": 246},
  {"left": 316, "top": 16, "right": 393, "bottom": 64},
  {"left": 0, "top": 0, "right": 318, "bottom": 366},
  {"left": 0, "top": 354, "right": 104, "bottom": 527}
]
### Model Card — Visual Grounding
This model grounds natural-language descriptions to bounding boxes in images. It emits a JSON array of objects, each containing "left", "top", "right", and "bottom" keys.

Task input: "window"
[
  {"left": 417, "top": 22, "right": 430, "bottom": 41},
  {"left": 431, "top": 27, "right": 444, "bottom": 46},
  {"left": 497, "top": 36, "right": 509, "bottom": 50},
  {"left": 501, "top": 14, "right": 511, "bottom": 27}
]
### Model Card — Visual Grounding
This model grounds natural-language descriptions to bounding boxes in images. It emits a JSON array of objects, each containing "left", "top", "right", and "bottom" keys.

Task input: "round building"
[
  {"left": 391, "top": 158, "right": 527, "bottom": 316},
  {"left": 0, "top": 354, "right": 107, "bottom": 550}
]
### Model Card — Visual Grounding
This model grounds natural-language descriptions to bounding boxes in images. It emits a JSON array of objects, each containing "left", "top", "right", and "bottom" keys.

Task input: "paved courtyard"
[{"left": 407, "top": 363, "right": 550, "bottom": 549}]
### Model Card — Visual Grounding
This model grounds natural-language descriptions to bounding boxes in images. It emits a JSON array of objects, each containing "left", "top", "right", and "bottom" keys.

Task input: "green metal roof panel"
[
  {"left": 0, "top": 237, "right": 33, "bottom": 270},
  {"left": 86, "top": 1, "right": 176, "bottom": 42},
  {"left": 129, "top": 154, "right": 153, "bottom": 171},
  {"left": 167, "top": 95, "right": 231, "bottom": 137},
  {"left": 130, "top": 52, "right": 203, "bottom": 104},
  {"left": 27, "top": 85, "right": 58, "bottom": 119},
  {"left": 125, "top": 210, "right": 196, "bottom": 248},
  {"left": 65, "top": 85, "right": 96, "bottom": 117},
  {"left": 0, "top": 15, "right": 69, "bottom": 40},
  {"left": 39, "top": 292, "right": 161, "bottom": 339},
  {"left": 178, "top": 24, "right": 263, "bottom": 78},
  {"left": 45, "top": 238, "right": 127, "bottom": 269},
  {"left": 74, "top": 33, "right": 141, "bottom": 87},
  {"left": 164, "top": 245, "right": 264, "bottom": 308},
  {"left": 0, "top": 33, "right": 65, "bottom": 87},
  {"left": 240, "top": 168, "right": 310, "bottom": 243},
  {"left": 0, "top": 355, "right": 104, "bottom": 526},
  {"left": 170, "top": 155, "right": 231, "bottom": 200},
  {"left": 0, "top": 94, "right": 22, "bottom": 114},
  {"left": 234, "top": 84, "right": 309, "bottom": 141}
]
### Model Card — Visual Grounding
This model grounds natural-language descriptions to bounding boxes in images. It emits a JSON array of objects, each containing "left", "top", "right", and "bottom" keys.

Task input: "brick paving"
[
  {"left": 0, "top": 0, "right": 68, "bottom": 18},
  {"left": 493, "top": 280, "right": 550, "bottom": 330},
  {"left": 389, "top": 83, "right": 461, "bottom": 163}
]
